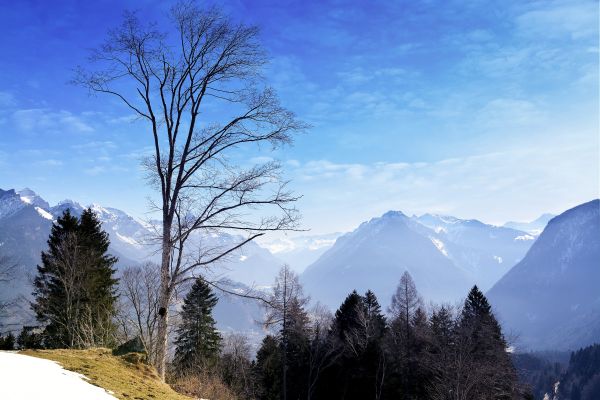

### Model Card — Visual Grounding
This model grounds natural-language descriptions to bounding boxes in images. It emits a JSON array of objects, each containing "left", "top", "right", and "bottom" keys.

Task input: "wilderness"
[{"left": 0, "top": 1, "right": 598, "bottom": 399}]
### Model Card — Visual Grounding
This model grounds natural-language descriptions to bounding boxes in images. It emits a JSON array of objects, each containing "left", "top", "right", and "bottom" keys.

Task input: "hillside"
[
  {"left": 17, "top": 348, "right": 192, "bottom": 400},
  {"left": 488, "top": 199, "right": 600, "bottom": 350}
]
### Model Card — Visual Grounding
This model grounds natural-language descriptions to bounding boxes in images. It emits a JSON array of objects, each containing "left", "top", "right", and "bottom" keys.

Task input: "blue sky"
[{"left": 0, "top": 0, "right": 598, "bottom": 234}]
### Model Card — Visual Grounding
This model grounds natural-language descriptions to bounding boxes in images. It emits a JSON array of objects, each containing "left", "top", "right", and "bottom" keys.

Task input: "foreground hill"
[
  {"left": 488, "top": 199, "right": 600, "bottom": 350},
  {"left": 0, "top": 349, "right": 192, "bottom": 400}
]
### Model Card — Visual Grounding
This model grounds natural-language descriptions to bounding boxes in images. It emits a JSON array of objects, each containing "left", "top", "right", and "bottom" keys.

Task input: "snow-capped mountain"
[
  {"left": 0, "top": 187, "right": 285, "bottom": 334},
  {"left": 0, "top": 188, "right": 285, "bottom": 287},
  {"left": 48, "top": 199, "right": 155, "bottom": 264},
  {"left": 503, "top": 213, "right": 556, "bottom": 235},
  {"left": 488, "top": 200, "right": 600, "bottom": 351},
  {"left": 302, "top": 211, "right": 474, "bottom": 309},
  {"left": 259, "top": 232, "right": 344, "bottom": 273},
  {"left": 414, "top": 213, "right": 535, "bottom": 289},
  {"left": 300, "top": 210, "right": 537, "bottom": 310}
]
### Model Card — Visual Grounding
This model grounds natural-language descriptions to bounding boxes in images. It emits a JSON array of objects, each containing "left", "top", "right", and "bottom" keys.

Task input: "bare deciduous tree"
[
  {"left": 218, "top": 333, "right": 257, "bottom": 398},
  {"left": 263, "top": 265, "right": 308, "bottom": 400},
  {"left": 0, "top": 254, "right": 17, "bottom": 322},
  {"left": 34, "top": 233, "right": 116, "bottom": 348},
  {"left": 306, "top": 303, "right": 339, "bottom": 400},
  {"left": 75, "top": 2, "right": 305, "bottom": 378},
  {"left": 117, "top": 264, "right": 161, "bottom": 364}
]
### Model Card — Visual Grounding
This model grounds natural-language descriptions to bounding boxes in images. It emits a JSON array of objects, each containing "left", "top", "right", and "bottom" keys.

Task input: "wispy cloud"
[
  {"left": 0, "top": 91, "right": 16, "bottom": 108},
  {"left": 12, "top": 108, "right": 94, "bottom": 134},
  {"left": 290, "top": 137, "right": 599, "bottom": 232}
]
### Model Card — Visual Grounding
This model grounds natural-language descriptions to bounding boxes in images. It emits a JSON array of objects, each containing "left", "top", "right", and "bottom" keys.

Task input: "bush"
[{"left": 170, "top": 372, "right": 238, "bottom": 400}]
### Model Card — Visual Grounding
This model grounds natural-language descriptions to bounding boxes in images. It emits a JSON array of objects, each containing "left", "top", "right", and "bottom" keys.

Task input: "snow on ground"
[{"left": 0, "top": 351, "right": 117, "bottom": 399}]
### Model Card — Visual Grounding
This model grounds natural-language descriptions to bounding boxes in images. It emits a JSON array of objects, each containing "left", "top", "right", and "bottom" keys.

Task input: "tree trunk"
[{"left": 156, "top": 223, "right": 172, "bottom": 380}]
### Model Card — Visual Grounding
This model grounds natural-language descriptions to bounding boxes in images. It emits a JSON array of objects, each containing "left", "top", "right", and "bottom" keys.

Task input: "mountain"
[
  {"left": 488, "top": 200, "right": 600, "bottom": 351},
  {"left": 259, "top": 232, "right": 343, "bottom": 273},
  {"left": 504, "top": 213, "right": 555, "bottom": 235},
  {"left": 301, "top": 211, "right": 473, "bottom": 309},
  {"left": 0, "top": 187, "right": 281, "bottom": 334},
  {"left": 300, "top": 209, "right": 536, "bottom": 310},
  {"left": 414, "top": 214, "right": 535, "bottom": 289}
]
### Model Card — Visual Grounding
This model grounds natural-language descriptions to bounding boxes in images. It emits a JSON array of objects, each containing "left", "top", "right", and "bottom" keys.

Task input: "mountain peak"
[
  {"left": 57, "top": 199, "right": 82, "bottom": 207},
  {"left": 381, "top": 210, "right": 406, "bottom": 219},
  {"left": 17, "top": 188, "right": 49, "bottom": 209}
]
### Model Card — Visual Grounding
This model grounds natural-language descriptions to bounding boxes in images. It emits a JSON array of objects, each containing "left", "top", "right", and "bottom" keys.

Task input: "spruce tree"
[
  {"left": 0, "top": 332, "right": 15, "bottom": 350},
  {"left": 173, "top": 277, "right": 221, "bottom": 373},
  {"left": 256, "top": 335, "right": 282, "bottom": 400},
  {"left": 33, "top": 209, "right": 81, "bottom": 348},
  {"left": 32, "top": 208, "right": 118, "bottom": 348},
  {"left": 458, "top": 286, "right": 519, "bottom": 399},
  {"left": 79, "top": 208, "right": 118, "bottom": 345}
]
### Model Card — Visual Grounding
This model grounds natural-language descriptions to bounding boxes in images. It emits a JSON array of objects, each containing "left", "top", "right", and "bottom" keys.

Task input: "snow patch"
[
  {"left": 0, "top": 352, "right": 117, "bottom": 399},
  {"left": 429, "top": 237, "right": 448, "bottom": 257},
  {"left": 115, "top": 232, "right": 139, "bottom": 246},
  {"left": 514, "top": 234, "right": 535, "bottom": 241},
  {"left": 35, "top": 206, "right": 53, "bottom": 220},
  {"left": 308, "top": 238, "right": 337, "bottom": 250}
]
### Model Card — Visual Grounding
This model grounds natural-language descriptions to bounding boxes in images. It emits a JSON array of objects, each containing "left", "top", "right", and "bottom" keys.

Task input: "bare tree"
[
  {"left": 33, "top": 232, "right": 113, "bottom": 348},
  {"left": 263, "top": 265, "right": 308, "bottom": 400},
  {"left": 306, "top": 303, "right": 339, "bottom": 400},
  {"left": 75, "top": 2, "right": 305, "bottom": 378},
  {"left": 218, "top": 333, "right": 257, "bottom": 398},
  {"left": 117, "top": 264, "right": 161, "bottom": 364},
  {"left": 389, "top": 271, "right": 422, "bottom": 353},
  {"left": 0, "top": 254, "right": 17, "bottom": 322}
]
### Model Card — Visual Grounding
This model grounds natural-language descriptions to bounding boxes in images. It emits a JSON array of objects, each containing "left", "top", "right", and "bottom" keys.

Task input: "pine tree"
[
  {"left": 16, "top": 326, "right": 43, "bottom": 349},
  {"left": 0, "top": 332, "right": 15, "bottom": 350},
  {"left": 32, "top": 208, "right": 118, "bottom": 348},
  {"left": 33, "top": 209, "right": 81, "bottom": 348},
  {"left": 364, "top": 290, "right": 386, "bottom": 340},
  {"left": 78, "top": 208, "right": 118, "bottom": 345},
  {"left": 256, "top": 335, "right": 282, "bottom": 400},
  {"left": 457, "top": 286, "right": 519, "bottom": 399},
  {"left": 173, "top": 277, "right": 221, "bottom": 373},
  {"left": 326, "top": 290, "right": 388, "bottom": 400}
]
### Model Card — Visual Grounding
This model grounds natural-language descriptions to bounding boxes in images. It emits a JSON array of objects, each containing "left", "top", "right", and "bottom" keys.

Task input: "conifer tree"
[
  {"left": 0, "top": 332, "right": 15, "bottom": 350},
  {"left": 32, "top": 209, "right": 118, "bottom": 348},
  {"left": 79, "top": 208, "right": 118, "bottom": 345},
  {"left": 457, "top": 286, "right": 519, "bottom": 399},
  {"left": 173, "top": 277, "right": 221, "bottom": 373},
  {"left": 256, "top": 335, "right": 282, "bottom": 400}
]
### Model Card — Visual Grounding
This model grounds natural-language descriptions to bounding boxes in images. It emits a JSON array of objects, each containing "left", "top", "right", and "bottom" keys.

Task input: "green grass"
[{"left": 21, "top": 348, "right": 193, "bottom": 400}]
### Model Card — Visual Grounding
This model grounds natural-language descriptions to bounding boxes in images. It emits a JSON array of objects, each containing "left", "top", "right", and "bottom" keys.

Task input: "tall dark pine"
[
  {"left": 173, "top": 278, "right": 221, "bottom": 373},
  {"left": 33, "top": 210, "right": 80, "bottom": 348},
  {"left": 458, "top": 286, "right": 519, "bottom": 399},
  {"left": 256, "top": 335, "right": 282, "bottom": 400},
  {"left": 79, "top": 209, "right": 118, "bottom": 345},
  {"left": 32, "top": 209, "right": 118, "bottom": 348},
  {"left": 324, "top": 290, "right": 388, "bottom": 400}
]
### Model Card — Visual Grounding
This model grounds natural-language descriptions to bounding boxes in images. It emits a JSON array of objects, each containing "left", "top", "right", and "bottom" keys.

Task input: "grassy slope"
[{"left": 21, "top": 348, "right": 193, "bottom": 400}]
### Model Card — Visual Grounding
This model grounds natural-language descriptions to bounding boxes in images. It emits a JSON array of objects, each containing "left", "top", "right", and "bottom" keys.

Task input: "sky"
[{"left": 0, "top": 0, "right": 598, "bottom": 234}]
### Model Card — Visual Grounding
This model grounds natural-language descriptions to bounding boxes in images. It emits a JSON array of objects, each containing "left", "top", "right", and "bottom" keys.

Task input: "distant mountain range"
[
  {"left": 488, "top": 200, "right": 600, "bottom": 351},
  {"left": 259, "top": 232, "right": 343, "bottom": 273},
  {"left": 4, "top": 187, "right": 597, "bottom": 352},
  {"left": 503, "top": 213, "right": 556, "bottom": 235},
  {"left": 0, "top": 188, "right": 281, "bottom": 335},
  {"left": 301, "top": 210, "right": 536, "bottom": 309}
]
